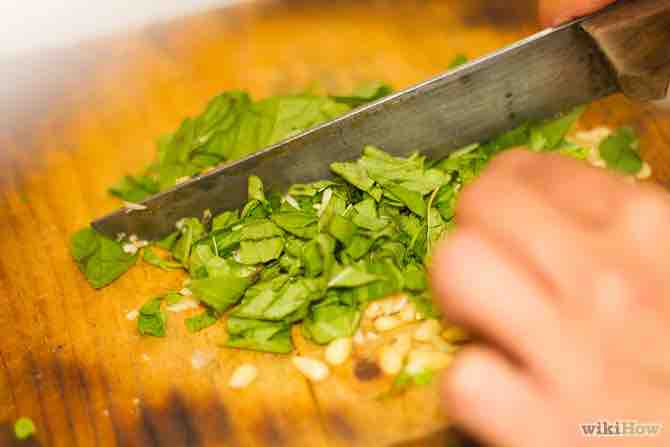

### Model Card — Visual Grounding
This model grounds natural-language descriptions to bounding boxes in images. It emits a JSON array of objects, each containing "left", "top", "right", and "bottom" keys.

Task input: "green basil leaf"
[
  {"left": 302, "top": 303, "right": 361, "bottom": 344},
  {"left": 231, "top": 288, "right": 277, "bottom": 319},
  {"left": 328, "top": 266, "right": 380, "bottom": 288},
  {"left": 237, "top": 238, "right": 284, "bottom": 265},
  {"left": 247, "top": 175, "right": 266, "bottom": 203},
  {"left": 138, "top": 297, "right": 167, "bottom": 337},
  {"left": 241, "top": 219, "right": 283, "bottom": 240},
  {"left": 271, "top": 212, "right": 318, "bottom": 239},
  {"left": 344, "top": 235, "right": 374, "bottom": 260},
  {"left": 353, "top": 260, "right": 404, "bottom": 304},
  {"left": 226, "top": 317, "right": 293, "bottom": 354},
  {"left": 263, "top": 280, "right": 318, "bottom": 320},
  {"left": 599, "top": 127, "right": 642, "bottom": 174},
  {"left": 185, "top": 308, "right": 222, "bottom": 333},
  {"left": 330, "top": 161, "right": 376, "bottom": 196},
  {"left": 108, "top": 174, "right": 159, "bottom": 202},
  {"left": 410, "top": 294, "right": 441, "bottom": 319},
  {"left": 165, "top": 292, "right": 183, "bottom": 306},
  {"left": 332, "top": 81, "right": 393, "bottom": 107},
  {"left": 241, "top": 199, "right": 268, "bottom": 220},
  {"left": 327, "top": 215, "right": 358, "bottom": 246},
  {"left": 448, "top": 54, "right": 468, "bottom": 69},
  {"left": 301, "top": 239, "right": 324, "bottom": 278},
  {"left": 319, "top": 191, "right": 347, "bottom": 231},
  {"left": 143, "top": 247, "right": 182, "bottom": 271},
  {"left": 279, "top": 254, "right": 302, "bottom": 275},
  {"left": 317, "top": 234, "right": 337, "bottom": 274},
  {"left": 70, "top": 227, "right": 138, "bottom": 289},
  {"left": 529, "top": 106, "right": 585, "bottom": 151},
  {"left": 404, "top": 264, "right": 427, "bottom": 291},
  {"left": 481, "top": 123, "right": 530, "bottom": 155},
  {"left": 210, "top": 228, "right": 242, "bottom": 255},
  {"left": 155, "top": 231, "right": 180, "bottom": 251},
  {"left": 70, "top": 227, "right": 100, "bottom": 262},
  {"left": 352, "top": 198, "right": 388, "bottom": 231},
  {"left": 172, "top": 218, "right": 205, "bottom": 264},
  {"left": 385, "top": 185, "right": 426, "bottom": 217},
  {"left": 14, "top": 417, "right": 36, "bottom": 440},
  {"left": 558, "top": 141, "right": 589, "bottom": 160},
  {"left": 211, "top": 210, "right": 240, "bottom": 232},
  {"left": 190, "top": 274, "right": 255, "bottom": 311}
]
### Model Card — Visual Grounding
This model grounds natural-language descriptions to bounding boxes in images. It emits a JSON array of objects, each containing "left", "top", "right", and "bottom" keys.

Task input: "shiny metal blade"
[{"left": 93, "top": 18, "right": 617, "bottom": 240}]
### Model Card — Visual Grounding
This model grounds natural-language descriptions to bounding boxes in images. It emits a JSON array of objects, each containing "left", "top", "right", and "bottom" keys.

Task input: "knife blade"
[{"left": 93, "top": 16, "right": 618, "bottom": 240}]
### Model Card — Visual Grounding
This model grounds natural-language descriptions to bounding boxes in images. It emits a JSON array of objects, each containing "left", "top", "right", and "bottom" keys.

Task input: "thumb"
[
  {"left": 539, "top": 0, "right": 616, "bottom": 27},
  {"left": 653, "top": 95, "right": 670, "bottom": 111}
]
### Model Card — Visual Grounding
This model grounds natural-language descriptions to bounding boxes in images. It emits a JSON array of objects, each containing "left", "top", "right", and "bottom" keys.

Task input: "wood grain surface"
[{"left": 1, "top": 1, "right": 669, "bottom": 446}]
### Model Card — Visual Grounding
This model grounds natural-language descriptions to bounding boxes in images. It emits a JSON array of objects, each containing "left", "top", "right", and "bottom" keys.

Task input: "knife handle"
[{"left": 582, "top": 0, "right": 670, "bottom": 102}]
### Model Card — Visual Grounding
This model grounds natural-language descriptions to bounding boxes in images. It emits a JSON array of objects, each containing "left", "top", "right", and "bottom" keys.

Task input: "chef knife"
[{"left": 93, "top": 0, "right": 670, "bottom": 241}]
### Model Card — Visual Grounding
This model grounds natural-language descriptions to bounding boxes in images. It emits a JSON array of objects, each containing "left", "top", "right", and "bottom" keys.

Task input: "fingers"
[
  {"left": 435, "top": 148, "right": 670, "bottom": 447},
  {"left": 517, "top": 151, "right": 631, "bottom": 228},
  {"left": 617, "top": 188, "right": 670, "bottom": 254},
  {"left": 455, "top": 150, "right": 600, "bottom": 300},
  {"left": 442, "top": 345, "right": 551, "bottom": 447},
  {"left": 652, "top": 93, "right": 670, "bottom": 111},
  {"left": 430, "top": 227, "right": 561, "bottom": 368},
  {"left": 471, "top": 151, "right": 670, "bottom": 292},
  {"left": 539, "top": 0, "right": 616, "bottom": 27},
  {"left": 611, "top": 190, "right": 670, "bottom": 314}
]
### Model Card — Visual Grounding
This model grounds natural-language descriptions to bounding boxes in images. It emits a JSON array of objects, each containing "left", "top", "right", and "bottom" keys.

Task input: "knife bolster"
[{"left": 582, "top": 0, "right": 670, "bottom": 102}]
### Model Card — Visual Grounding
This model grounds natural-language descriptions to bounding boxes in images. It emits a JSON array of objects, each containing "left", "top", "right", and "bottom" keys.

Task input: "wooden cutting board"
[{"left": 1, "top": 1, "right": 669, "bottom": 446}]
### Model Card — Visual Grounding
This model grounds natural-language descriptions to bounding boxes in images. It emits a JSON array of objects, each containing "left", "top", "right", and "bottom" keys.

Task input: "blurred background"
[
  {"left": 1, "top": 0, "right": 538, "bottom": 127},
  {"left": 0, "top": 0, "right": 243, "bottom": 56},
  {"left": 0, "top": 0, "right": 533, "bottom": 56}
]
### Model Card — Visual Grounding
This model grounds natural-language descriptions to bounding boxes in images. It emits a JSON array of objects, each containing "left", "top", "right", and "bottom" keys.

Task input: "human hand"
[
  {"left": 430, "top": 150, "right": 670, "bottom": 446},
  {"left": 539, "top": 0, "right": 617, "bottom": 26}
]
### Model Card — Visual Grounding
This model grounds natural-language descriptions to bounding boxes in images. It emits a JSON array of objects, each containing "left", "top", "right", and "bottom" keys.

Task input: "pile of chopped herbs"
[
  {"left": 109, "top": 82, "right": 392, "bottom": 202},
  {"left": 70, "top": 80, "right": 648, "bottom": 355}
]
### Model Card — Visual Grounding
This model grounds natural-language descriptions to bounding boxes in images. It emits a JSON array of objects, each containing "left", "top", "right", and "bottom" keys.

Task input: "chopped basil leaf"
[
  {"left": 226, "top": 317, "right": 293, "bottom": 354},
  {"left": 271, "top": 212, "right": 318, "bottom": 239},
  {"left": 599, "top": 127, "right": 643, "bottom": 174},
  {"left": 332, "top": 81, "right": 393, "bottom": 107},
  {"left": 155, "top": 231, "right": 180, "bottom": 251},
  {"left": 165, "top": 292, "right": 183, "bottom": 306},
  {"left": 172, "top": 218, "right": 205, "bottom": 264},
  {"left": 138, "top": 296, "right": 167, "bottom": 337},
  {"left": 328, "top": 266, "right": 381, "bottom": 288},
  {"left": 14, "top": 417, "right": 36, "bottom": 440},
  {"left": 143, "top": 247, "right": 182, "bottom": 271},
  {"left": 211, "top": 210, "right": 239, "bottom": 232},
  {"left": 185, "top": 308, "right": 222, "bottom": 333},
  {"left": 191, "top": 274, "right": 255, "bottom": 311},
  {"left": 302, "top": 302, "right": 361, "bottom": 344},
  {"left": 448, "top": 54, "right": 468, "bottom": 69},
  {"left": 385, "top": 185, "right": 426, "bottom": 217},
  {"left": 327, "top": 215, "right": 358, "bottom": 246},
  {"left": 70, "top": 227, "right": 138, "bottom": 289},
  {"left": 378, "top": 368, "right": 436, "bottom": 399},
  {"left": 238, "top": 238, "right": 284, "bottom": 265},
  {"left": 529, "top": 106, "right": 585, "bottom": 151},
  {"left": 108, "top": 174, "right": 159, "bottom": 202},
  {"left": 109, "top": 85, "right": 388, "bottom": 202}
]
